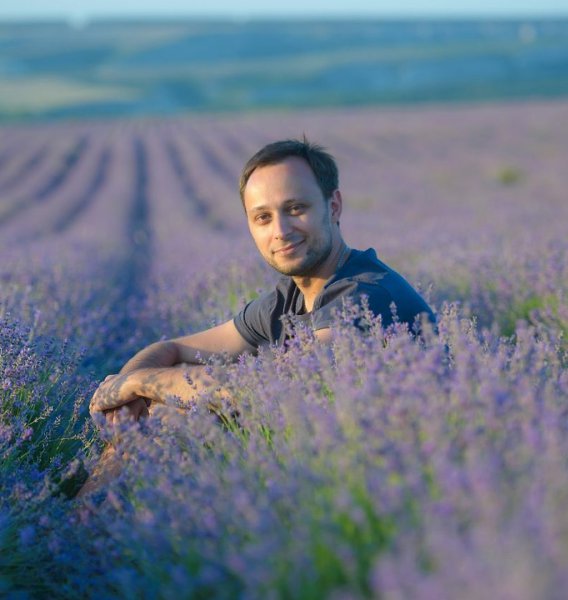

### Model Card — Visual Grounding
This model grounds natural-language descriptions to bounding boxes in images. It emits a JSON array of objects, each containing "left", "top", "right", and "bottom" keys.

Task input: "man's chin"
[
  {"left": 271, "top": 263, "right": 302, "bottom": 277},
  {"left": 272, "top": 258, "right": 320, "bottom": 277},
  {"left": 268, "top": 247, "right": 331, "bottom": 277},
  {"left": 267, "top": 257, "right": 301, "bottom": 276}
]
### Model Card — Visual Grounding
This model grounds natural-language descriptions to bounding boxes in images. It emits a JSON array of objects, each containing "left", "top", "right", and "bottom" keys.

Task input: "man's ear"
[{"left": 329, "top": 190, "right": 343, "bottom": 224}]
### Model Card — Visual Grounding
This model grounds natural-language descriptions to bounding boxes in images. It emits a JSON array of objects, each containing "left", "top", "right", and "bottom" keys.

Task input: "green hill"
[{"left": 1, "top": 19, "right": 568, "bottom": 120}]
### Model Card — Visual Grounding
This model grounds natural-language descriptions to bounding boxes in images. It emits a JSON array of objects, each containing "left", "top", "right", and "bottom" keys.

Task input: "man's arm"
[
  {"left": 90, "top": 320, "right": 255, "bottom": 416},
  {"left": 108, "top": 328, "right": 333, "bottom": 412},
  {"left": 91, "top": 364, "right": 226, "bottom": 412},
  {"left": 118, "top": 320, "right": 255, "bottom": 374}
]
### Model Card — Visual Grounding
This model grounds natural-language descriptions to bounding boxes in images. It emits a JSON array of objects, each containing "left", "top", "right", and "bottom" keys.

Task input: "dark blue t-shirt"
[{"left": 234, "top": 248, "right": 434, "bottom": 348}]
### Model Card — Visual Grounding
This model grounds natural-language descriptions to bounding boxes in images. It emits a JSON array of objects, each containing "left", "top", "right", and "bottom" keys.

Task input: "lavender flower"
[{"left": 0, "top": 100, "right": 567, "bottom": 598}]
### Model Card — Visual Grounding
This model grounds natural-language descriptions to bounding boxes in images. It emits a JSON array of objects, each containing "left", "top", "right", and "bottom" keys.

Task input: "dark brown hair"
[{"left": 239, "top": 137, "right": 339, "bottom": 205}]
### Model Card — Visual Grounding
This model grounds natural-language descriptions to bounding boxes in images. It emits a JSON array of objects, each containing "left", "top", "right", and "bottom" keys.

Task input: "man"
[{"left": 89, "top": 138, "right": 434, "bottom": 427}]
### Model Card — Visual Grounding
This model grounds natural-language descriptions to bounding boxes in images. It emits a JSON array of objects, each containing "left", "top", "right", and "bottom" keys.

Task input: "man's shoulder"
[
  {"left": 320, "top": 247, "right": 434, "bottom": 324},
  {"left": 331, "top": 247, "right": 390, "bottom": 285},
  {"left": 314, "top": 248, "right": 388, "bottom": 309}
]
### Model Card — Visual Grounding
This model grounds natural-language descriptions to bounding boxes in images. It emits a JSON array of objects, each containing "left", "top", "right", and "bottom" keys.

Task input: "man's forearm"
[
  {"left": 118, "top": 339, "right": 217, "bottom": 375},
  {"left": 119, "top": 341, "right": 180, "bottom": 375},
  {"left": 90, "top": 364, "right": 222, "bottom": 412},
  {"left": 125, "top": 365, "right": 214, "bottom": 406},
  {"left": 91, "top": 325, "right": 245, "bottom": 418}
]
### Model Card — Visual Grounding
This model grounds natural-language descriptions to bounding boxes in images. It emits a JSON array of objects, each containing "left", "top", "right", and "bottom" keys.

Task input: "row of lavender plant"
[
  {"left": 1, "top": 100, "right": 567, "bottom": 597},
  {"left": 4, "top": 300, "right": 566, "bottom": 598}
]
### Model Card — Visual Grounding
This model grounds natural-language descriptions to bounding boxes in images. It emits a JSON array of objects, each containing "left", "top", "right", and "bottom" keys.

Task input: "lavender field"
[{"left": 1, "top": 100, "right": 568, "bottom": 598}]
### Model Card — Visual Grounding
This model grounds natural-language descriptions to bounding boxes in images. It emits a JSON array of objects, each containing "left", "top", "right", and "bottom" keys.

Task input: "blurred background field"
[
  {"left": 1, "top": 98, "right": 566, "bottom": 359},
  {"left": 1, "top": 19, "right": 568, "bottom": 120},
  {"left": 1, "top": 4, "right": 568, "bottom": 599}
]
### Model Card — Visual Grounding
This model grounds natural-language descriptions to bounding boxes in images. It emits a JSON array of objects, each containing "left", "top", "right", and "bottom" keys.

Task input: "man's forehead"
[{"left": 245, "top": 157, "right": 320, "bottom": 193}]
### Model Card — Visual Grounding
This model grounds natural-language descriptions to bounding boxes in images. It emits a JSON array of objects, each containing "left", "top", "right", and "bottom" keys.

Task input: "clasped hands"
[{"left": 89, "top": 373, "right": 151, "bottom": 427}]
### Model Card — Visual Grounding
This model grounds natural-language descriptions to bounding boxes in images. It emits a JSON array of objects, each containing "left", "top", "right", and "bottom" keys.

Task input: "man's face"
[{"left": 243, "top": 157, "right": 342, "bottom": 277}]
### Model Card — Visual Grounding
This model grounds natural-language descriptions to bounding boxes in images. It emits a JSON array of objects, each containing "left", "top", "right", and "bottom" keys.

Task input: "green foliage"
[
  {"left": 495, "top": 166, "right": 524, "bottom": 186},
  {"left": 500, "top": 293, "right": 561, "bottom": 337}
]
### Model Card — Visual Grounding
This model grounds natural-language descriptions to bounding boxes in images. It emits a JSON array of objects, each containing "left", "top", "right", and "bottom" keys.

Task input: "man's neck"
[{"left": 293, "top": 241, "right": 349, "bottom": 312}]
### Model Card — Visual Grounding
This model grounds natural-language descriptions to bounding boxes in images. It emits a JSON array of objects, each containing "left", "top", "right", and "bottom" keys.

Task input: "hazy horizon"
[{"left": 1, "top": 0, "right": 568, "bottom": 25}]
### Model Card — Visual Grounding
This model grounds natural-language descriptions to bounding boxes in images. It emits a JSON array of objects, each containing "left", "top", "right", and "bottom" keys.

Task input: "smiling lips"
[{"left": 273, "top": 240, "right": 304, "bottom": 256}]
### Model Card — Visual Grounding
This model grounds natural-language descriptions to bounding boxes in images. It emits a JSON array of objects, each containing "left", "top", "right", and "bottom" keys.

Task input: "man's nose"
[{"left": 272, "top": 214, "right": 292, "bottom": 239}]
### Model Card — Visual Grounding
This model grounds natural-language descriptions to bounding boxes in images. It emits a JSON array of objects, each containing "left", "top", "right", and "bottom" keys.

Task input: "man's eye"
[
  {"left": 289, "top": 205, "right": 304, "bottom": 215},
  {"left": 255, "top": 214, "right": 270, "bottom": 224}
]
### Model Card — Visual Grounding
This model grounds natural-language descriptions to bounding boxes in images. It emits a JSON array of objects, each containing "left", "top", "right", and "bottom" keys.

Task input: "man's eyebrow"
[
  {"left": 249, "top": 198, "right": 304, "bottom": 213},
  {"left": 248, "top": 204, "right": 269, "bottom": 213}
]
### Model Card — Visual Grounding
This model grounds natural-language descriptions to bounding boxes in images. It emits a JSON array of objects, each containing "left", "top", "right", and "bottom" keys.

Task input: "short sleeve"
[{"left": 233, "top": 292, "right": 275, "bottom": 348}]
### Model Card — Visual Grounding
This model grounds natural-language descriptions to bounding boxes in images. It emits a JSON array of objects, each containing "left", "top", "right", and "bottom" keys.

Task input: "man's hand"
[
  {"left": 90, "top": 374, "right": 150, "bottom": 425},
  {"left": 87, "top": 322, "right": 255, "bottom": 426},
  {"left": 90, "top": 374, "right": 136, "bottom": 412},
  {"left": 89, "top": 375, "right": 150, "bottom": 426},
  {"left": 101, "top": 397, "right": 151, "bottom": 426},
  {"left": 89, "top": 364, "right": 229, "bottom": 428}
]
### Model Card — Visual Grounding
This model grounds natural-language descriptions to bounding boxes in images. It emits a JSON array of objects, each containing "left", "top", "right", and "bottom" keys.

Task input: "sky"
[{"left": 1, "top": 0, "right": 568, "bottom": 23}]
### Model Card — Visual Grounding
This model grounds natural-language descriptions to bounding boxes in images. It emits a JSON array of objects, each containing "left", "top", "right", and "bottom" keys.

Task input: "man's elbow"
[
  {"left": 156, "top": 340, "right": 181, "bottom": 366},
  {"left": 137, "top": 340, "right": 180, "bottom": 368},
  {"left": 314, "top": 328, "right": 333, "bottom": 344}
]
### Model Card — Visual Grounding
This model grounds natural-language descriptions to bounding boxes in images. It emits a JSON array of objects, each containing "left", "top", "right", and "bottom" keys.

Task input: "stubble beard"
[
  {"left": 262, "top": 206, "right": 336, "bottom": 277},
  {"left": 267, "top": 233, "right": 333, "bottom": 277}
]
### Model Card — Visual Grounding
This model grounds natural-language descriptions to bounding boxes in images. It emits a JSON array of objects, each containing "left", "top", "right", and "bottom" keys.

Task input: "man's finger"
[
  {"left": 113, "top": 399, "right": 147, "bottom": 423},
  {"left": 90, "top": 387, "right": 126, "bottom": 413},
  {"left": 96, "top": 399, "right": 149, "bottom": 439},
  {"left": 128, "top": 397, "right": 151, "bottom": 421},
  {"left": 116, "top": 405, "right": 131, "bottom": 422},
  {"left": 92, "top": 396, "right": 127, "bottom": 413},
  {"left": 103, "top": 409, "right": 116, "bottom": 425}
]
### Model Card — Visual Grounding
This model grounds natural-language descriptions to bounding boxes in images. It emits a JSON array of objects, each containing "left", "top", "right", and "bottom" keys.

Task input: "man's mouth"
[{"left": 273, "top": 240, "right": 304, "bottom": 256}]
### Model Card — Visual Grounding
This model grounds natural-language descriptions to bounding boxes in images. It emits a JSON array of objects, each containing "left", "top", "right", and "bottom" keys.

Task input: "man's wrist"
[
  {"left": 122, "top": 368, "right": 167, "bottom": 405},
  {"left": 121, "top": 371, "right": 143, "bottom": 403}
]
